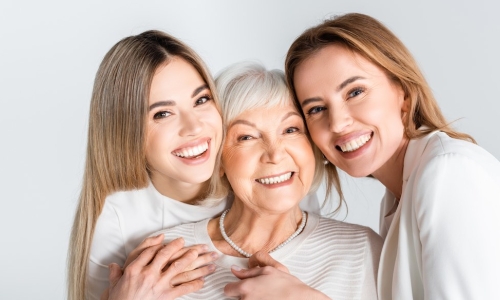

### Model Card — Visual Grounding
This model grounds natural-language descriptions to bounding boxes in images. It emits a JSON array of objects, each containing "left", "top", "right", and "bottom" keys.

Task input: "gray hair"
[{"left": 215, "top": 61, "right": 325, "bottom": 194}]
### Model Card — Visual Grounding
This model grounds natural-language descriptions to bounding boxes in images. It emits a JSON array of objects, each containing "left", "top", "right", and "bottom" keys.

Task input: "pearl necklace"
[{"left": 219, "top": 209, "right": 307, "bottom": 258}]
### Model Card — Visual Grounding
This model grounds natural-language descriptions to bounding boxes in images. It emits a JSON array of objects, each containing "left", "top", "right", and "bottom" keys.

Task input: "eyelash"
[
  {"left": 306, "top": 106, "right": 326, "bottom": 116},
  {"left": 195, "top": 94, "right": 212, "bottom": 106},
  {"left": 305, "top": 86, "right": 365, "bottom": 116},
  {"left": 347, "top": 87, "right": 365, "bottom": 99},
  {"left": 285, "top": 127, "right": 299, "bottom": 134},
  {"left": 237, "top": 135, "right": 253, "bottom": 141},
  {"left": 153, "top": 110, "right": 171, "bottom": 119}
]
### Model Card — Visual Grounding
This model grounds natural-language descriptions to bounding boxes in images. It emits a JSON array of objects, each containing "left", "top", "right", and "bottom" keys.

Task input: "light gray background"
[{"left": 1, "top": 0, "right": 499, "bottom": 299}]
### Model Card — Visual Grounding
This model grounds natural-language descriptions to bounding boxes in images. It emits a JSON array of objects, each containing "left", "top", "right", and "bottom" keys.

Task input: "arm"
[
  {"left": 224, "top": 251, "right": 330, "bottom": 300},
  {"left": 88, "top": 202, "right": 127, "bottom": 300},
  {"left": 414, "top": 153, "right": 500, "bottom": 299}
]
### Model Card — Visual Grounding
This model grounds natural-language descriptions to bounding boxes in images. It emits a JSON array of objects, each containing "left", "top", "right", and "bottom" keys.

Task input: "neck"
[
  {"left": 208, "top": 201, "right": 304, "bottom": 256},
  {"left": 150, "top": 173, "right": 208, "bottom": 204},
  {"left": 372, "top": 137, "right": 409, "bottom": 200}
]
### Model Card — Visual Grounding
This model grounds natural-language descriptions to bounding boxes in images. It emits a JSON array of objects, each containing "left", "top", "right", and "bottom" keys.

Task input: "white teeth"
[
  {"left": 339, "top": 134, "right": 371, "bottom": 153},
  {"left": 257, "top": 172, "right": 292, "bottom": 185},
  {"left": 173, "top": 141, "right": 209, "bottom": 158}
]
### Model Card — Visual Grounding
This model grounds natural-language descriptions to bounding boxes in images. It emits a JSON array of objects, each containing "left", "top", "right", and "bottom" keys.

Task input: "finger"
[
  {"left": 158, "top": 249, "right": 198, "bottom": 284},
  {"left": 248, "top": 251, "right": 289, "bottom": 272},
  {"left": 108, "top": 263, "right": 123, "bottom": 288},
  {"left": 164, "top": 278, "right": 206, "bottom": 299},
  {"left": 124, "top": 234, "right": 164, "bottom": 268},
  {"left": 229, "top": 264, "right": 266, "bottom": 280},
  {"left": 128, "top": 243, "right": 163, "bottom": 271},
  {"left": 170, "top": 264, "right": 216, "bottom": 286},
  {"left": 168, "top": 244, "right": 210, "bottom": 263},
  {"left": 180, "top": 251, "right": 219, "bottom": 272},
  {"left": 224, "top": 279, "right": 250, "bottom": 298},
  {"left": 149, "top": 238, "right": 186, "bottom": 271}
]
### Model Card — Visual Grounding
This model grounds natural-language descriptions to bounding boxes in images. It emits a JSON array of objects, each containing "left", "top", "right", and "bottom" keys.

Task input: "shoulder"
[
  {"left": 407, "top": 132, "right": 500, "bottom": 182},
  {"left": 104, "top": 185, "right": 154, "bottom": 208},
  {"left": 419, "top": 132, "right": 497, "bottom": 166},
  {"left": 316, "top": 216, "right": 383, "bottom": 248},
  {"left": 151, "top": 220, "right": 203, "bottom": 247}
]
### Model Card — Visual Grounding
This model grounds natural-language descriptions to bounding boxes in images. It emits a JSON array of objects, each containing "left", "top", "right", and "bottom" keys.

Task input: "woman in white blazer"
[{"left": 224, "top": 13, "right": 500, "bottom": 300}]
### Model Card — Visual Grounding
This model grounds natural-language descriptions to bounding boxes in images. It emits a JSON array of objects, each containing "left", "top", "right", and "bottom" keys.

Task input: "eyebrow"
[
  {"left": 192, "top": 84, "right": 209, "bottom": 97},
  {"left": 229, "top": 119, "right": 256, "bottom": 129},
  {"left": 228, "top": 111, "right": 301, "bottom": 129},
  {"left": 337, "top": 76, "right": 365, "bottom": 91},
  {"left": 149, "top": 100, "right": 176, "bottom": 111},
  {"left": 300, "top": 76, "right": 365, "bottom": 108},
  {"left": 282, "top": 111, "right": 301, "bottom": 121},
  {"left": 149, "top": 84, "right": 209, "bottom": 111}
]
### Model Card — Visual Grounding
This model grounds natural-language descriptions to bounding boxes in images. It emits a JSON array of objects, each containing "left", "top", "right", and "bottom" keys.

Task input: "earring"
[{"left": 322, "top": 154, "right": 329, "bottom": 165}]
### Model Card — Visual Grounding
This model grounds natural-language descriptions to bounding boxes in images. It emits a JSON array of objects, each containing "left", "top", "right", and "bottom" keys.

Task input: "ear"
[
  {"left": 401, "top": 98, "right": 410, "bottom": 113},
  {"left": 219, "top": 165, "right": 225, "bottom": 177}
]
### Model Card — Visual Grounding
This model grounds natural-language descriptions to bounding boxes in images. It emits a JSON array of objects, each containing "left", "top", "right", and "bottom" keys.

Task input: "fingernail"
[
  {"left": 231, "top": 265, "right": 242, "bottom": 271},
  {"left": 208, "top": 264, "right": 216, "bottom": 271},
  {"left": 211, "top": 252, "right": 219, "bottom": 259},
  {"left": 201, "top": 245, "right": 210, "bottom": 252}
]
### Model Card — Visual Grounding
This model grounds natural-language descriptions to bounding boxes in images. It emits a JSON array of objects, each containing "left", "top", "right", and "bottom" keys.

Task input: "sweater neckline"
[{"left": 193, "top": 212, "right": 320, "bottom": 269}]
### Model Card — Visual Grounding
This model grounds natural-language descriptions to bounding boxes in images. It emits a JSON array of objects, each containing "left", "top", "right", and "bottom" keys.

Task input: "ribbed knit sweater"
[{"left": 155, "top": 213, "right": 383, "bottom": 300}]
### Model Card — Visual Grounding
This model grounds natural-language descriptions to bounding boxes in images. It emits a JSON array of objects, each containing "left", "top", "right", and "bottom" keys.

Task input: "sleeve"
[
  {"left": 360, "top": 229, "right": 383, "bottom": 300},
  {"left": 414, "top": 153, "right": 500, "bottom": 299},
  {"left": 87, "top": 201, "right": 127, "bottom": 300}
]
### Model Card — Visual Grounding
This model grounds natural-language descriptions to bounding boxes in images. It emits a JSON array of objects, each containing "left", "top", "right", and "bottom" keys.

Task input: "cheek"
[
  {"left": 295, "top": 141, "right": 316, "bottom": 180},
  {"left": 306, "top": 119, "right": 331, "bottom": 152}
]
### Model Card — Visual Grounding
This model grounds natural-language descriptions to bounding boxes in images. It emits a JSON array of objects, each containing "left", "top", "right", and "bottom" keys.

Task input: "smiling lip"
[
  {"left": 172, "top": 138, "right": 212, "bottom": 165},
  {"left": 335, "top": 132, "right": 373, "bottom": 153},
  {"left": 255, "top": 172, "right": 294, "bottom": 188}
]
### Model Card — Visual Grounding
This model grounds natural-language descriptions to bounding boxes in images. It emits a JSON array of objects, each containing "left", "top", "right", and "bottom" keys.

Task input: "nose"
[
  {"left": 260, "top": 140, "right": 286, "bottom": 164},
  {"left": 328, "top": 104, "right": 352, "bottom": 133},
  {"left": 178, "top": 111, "right": 203, "bottom": 137}
]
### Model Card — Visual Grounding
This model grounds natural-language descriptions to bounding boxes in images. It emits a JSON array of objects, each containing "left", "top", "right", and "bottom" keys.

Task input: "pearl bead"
[{"left": 219, "top": 209, "right": 307, "bottom": 258}]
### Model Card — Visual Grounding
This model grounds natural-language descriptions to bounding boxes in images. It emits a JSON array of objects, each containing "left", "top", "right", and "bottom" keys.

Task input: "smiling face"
[
  {"left": 221, "top": 103, "right": 315, "bottom": 213},
  {"left": 294, "top": 44, "right": 408, "bottom": 178},
  {"left": 146, "top": 57, "right": 222, "bottom": 196}
]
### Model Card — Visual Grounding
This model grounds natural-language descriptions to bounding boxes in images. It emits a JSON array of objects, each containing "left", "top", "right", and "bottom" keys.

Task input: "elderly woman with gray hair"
[{"left": 151, "top": 62, "right": 383, "bottom": 299}]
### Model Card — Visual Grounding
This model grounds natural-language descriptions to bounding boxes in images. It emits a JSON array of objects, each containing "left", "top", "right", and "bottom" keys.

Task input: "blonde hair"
[
  {"left": 67, "top": 30, "right": 224, "bottom": 300},
  {"left": 285, "top": 13, "right": 475, "bottom": 208},
  {"left": 215, "top": 61, "right": 326, "bottom": 197}
]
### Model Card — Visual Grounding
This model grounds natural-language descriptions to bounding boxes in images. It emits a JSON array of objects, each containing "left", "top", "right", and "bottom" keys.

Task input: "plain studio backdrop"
[{"left": 1, "top": 0, "right": 499, "bottom": 298}]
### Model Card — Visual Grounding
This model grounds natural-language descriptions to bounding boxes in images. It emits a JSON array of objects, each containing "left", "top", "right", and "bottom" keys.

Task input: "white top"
[
  {"left": 378, "top": 131, "right": 500, "bottom": 300},
  {"left": 87, "top": 182, "right": 322, "bottom": 300},
  {"left": 154, "top": 213, "right": 383, "bottom": 300}
]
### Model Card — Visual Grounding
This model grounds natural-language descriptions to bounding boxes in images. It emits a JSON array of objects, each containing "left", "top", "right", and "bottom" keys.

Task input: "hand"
[
  {"left": 224, "top": 251, "right": 330, "bottom": 300},
  {"left": 124, "top": 234, "right": 216, "bottom": 273},
  {"left": 107, "top": 237, "right": 217, "bottom": 300}
]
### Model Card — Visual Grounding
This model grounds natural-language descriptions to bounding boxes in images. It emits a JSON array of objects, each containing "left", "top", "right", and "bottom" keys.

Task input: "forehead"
[
  {"left": 149, "top": 57, "right": 205, "bottom": 101},
  {"left": 229, "top": 103, "right": 302, "bottom": 127},
  {"left": 295, "top": 44, "right": 384, "bottom": 84}
]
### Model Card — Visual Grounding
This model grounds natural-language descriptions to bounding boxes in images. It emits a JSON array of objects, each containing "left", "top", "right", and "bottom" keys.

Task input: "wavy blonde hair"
[
  {"left": 285, "top": 13, "right": 475, "bottom": 208},
  {"left": 67, "top": 30, "right": 225, "bottom": 300}
]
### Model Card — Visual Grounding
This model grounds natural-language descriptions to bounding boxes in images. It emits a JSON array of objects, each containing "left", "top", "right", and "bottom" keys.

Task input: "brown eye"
[
  {"left": 153, "top": 111, "right": 172, "bottom": 119},
  {"left": 195, "top": 95, "right": 212, "bottom": 106}
]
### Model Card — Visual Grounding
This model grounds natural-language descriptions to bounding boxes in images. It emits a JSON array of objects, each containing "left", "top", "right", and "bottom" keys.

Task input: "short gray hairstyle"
[
  {"left": 215, "top": 61, "right": 325, "bottom": 194},
  {"left": 215, "top": 62, "right": 292, "bottom": 125}
]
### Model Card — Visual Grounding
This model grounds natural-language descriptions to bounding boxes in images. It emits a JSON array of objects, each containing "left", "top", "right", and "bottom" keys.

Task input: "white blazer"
[{"left": 377, "top": 131, "right": 500, "bottom": 300}]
